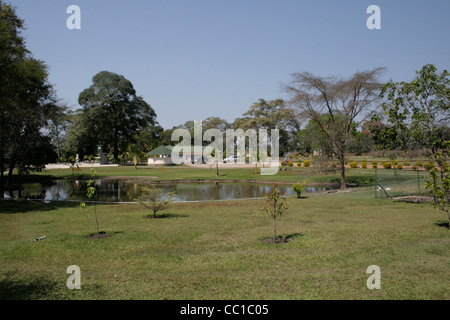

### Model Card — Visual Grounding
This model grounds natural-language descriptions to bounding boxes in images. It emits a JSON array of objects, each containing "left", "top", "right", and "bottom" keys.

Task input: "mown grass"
[{"left": 0, "top": 188, "right": 448, "bottom": 300}]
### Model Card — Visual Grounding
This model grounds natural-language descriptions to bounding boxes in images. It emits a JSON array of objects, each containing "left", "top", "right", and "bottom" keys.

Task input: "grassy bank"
[
  {"left": 0, "top": 189, "right": 448, "bottom": 300},
  {"left": 21, "top": 164, "right": 430, "bottom": 188}
]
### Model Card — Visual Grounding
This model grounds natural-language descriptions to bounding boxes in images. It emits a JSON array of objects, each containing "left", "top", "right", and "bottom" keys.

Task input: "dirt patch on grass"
[
  {"left": 86, "top": 232, "right": 112, "bottom": 239},
  {"left": 393, "top": 196, "right": 434, "bottom": 203},
  {"left": 260, "top": 233, "right": 303, "bottom": 244},
  {"left": 260, "top": 237, "right": 293, "bottom": 244}
]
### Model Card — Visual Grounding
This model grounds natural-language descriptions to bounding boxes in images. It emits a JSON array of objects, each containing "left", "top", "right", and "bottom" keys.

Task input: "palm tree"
[{"left": 126, "top": 144, "right": 143, "bottom": 170}]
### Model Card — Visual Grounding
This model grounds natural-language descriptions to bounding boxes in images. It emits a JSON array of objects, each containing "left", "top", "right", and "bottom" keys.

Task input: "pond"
[{"left": 3, "top": 179, "right": 336, "bottom": 203}]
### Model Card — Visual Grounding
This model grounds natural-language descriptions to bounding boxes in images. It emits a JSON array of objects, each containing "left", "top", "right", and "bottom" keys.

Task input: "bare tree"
[{"left": 284, "top": 68, "right": 384, "bottom": 188}]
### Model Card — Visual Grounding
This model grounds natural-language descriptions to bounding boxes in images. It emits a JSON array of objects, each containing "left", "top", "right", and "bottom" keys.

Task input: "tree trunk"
[
  {"left": 7, "top": 161, "right": 15, "bottom": 188},
  {"left": 94, "top": 202, "right": 100, "bottom": 238},
  {"left": 153, "top": 210, "right": 157, "bottom": 219},
  {"left": 113, "top": 129, "right": 119, "bottom": 164},
  {"left": 0, "top": 146, "right": 4, "bottom": 199},
  {"left": 273, "top": 216, "right": 277, "bottom": 243},
  {"left": 339, "top": 155, "right": 346, "bottom": 189}
]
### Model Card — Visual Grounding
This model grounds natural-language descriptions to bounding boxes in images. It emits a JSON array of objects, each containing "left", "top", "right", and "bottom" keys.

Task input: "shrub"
[
  {"left": 403, "top": 161, "right": 409, "bottom": 166},
  {"left": 331, "top": 162, "right": 337, "bottom": 168},
  {"left": 303, "top": 160, "right": 310, "bottom": 167},
  {"left": 397, "top": 163, "right": 403, "bottom": 170},
  {"left": 361, "top": 162, "right": 367, "bottom": 169},
  {"left": 293, "top": 182, "right": 306, "bottom": 198},
  {"left": 415, "top": 161, "right": 423, "bottom": 167},
  {"left": 349, "top": 161, "right": 358, "bottom": 168},
  {"left": 296, "top": 161, "right": 302, "bottom": 167},
  {"left": 392, "top": 160, "right": 398, "bottom": 166},
  {"left": 287, "top": 161, "right": 293, "bottom": 167},
  {"left": 136, "top": 184, "right": 175, "bottom": 218},
  {"left": 411, "top": 166, "right": 417, "bottom": 170},
  {"left": 372, "top": 161, "right": 378, "bottom": 166},
  {"left": 383, "top": 162, "right": 392, "bottom": 169},
  {"left": 424, "top": 162, "right": 435, "bottom": 170}
]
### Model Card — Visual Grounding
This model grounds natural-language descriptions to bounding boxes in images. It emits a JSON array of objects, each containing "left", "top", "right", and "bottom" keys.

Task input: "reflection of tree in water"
[{"left": 4, "top": 180, "right": 331, "bottom": 202}]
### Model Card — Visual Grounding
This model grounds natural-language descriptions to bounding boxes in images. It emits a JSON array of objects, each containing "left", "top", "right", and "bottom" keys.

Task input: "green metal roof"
[
  {"left": 147, "top": 145, "right": 174, "bottom": 156},
  {"left": 147, "top": 145, "right": 209, "bottom": 156}
]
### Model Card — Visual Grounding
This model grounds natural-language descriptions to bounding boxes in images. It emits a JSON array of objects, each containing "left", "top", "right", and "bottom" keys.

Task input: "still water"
[{"left": 4, "top": 179, "right": 334, "bottom": 202}]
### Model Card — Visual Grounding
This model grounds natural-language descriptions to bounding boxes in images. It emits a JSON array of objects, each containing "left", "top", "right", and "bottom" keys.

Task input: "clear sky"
[{"left": 7, "top": 0, "right": 450, "bottom": 129}]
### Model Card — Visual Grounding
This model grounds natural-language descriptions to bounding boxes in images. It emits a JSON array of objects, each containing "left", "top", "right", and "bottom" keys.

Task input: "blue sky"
[{"left": 8, "top": 0, "right": 450, "bottom": 129}]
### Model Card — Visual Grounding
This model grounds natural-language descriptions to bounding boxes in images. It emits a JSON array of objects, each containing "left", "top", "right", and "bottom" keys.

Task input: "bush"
[
  {"left": 287, "top": 161, "right": 293, "bottom": 167},
  {"left": 415, "top": 161, "right": 423, "bottom": 167},
  {"left": 297, "top": 161, "right": 302, "bottom": 167},
  {"left": 331, "top": 162, "right": 337, "bottom": 168},
  {"left": 424, "top": 162, "right": 435, "bottom": 170},
  {"left": 303, "top": 160, "right": 311, "bottom": 167},
  {"left": 403, "top": 161, "right": 409, "bottom": 166},
  {"left": 293, "top": 182, "right": 306, "bottom": 198},
  {"left": 137, "top": 184, "right": 175, "bottom": 218},
  {"left": 411, "top": 166, "right": 417, "bottom": 170},
  {"left": 361, "top": 162, "right": 367, "bottom": 169},
  {"left": 397, "top": 163, "right": 403, "bottom": 170},
  {"left": 349, "top": 161, "right": 358, "bottom": 168},
  {"left": 372, "top": 161, "right": 378, "bottom": 166},
  {"left": 392, "top": 160, "right": 398, "bottom": 166},
  {"left": 383, "top": 162, "right": 392, "bottom": 169}
]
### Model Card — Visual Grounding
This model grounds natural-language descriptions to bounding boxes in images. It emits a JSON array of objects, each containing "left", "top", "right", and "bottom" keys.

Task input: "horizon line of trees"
[{"left": 1, "top": 1, "right": 448, "bottom": 195}]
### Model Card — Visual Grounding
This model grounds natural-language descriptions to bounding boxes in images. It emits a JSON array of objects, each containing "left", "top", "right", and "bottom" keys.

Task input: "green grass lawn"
[
  {"left": 0, "top": 187, "right": 448, "bottom": 300},
  {"left": 24, "top": 163, "right": 430, "bottom": 187}
]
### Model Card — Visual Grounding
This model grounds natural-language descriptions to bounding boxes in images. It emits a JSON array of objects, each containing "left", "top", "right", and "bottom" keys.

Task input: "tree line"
[{"left": 1, "top": 2, "right": 449, "bottom": 195}]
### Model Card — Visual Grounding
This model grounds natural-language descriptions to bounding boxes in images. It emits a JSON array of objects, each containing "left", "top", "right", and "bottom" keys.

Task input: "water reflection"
[{"left": 3, "top": 180, "right": 334, "bottom": 202}]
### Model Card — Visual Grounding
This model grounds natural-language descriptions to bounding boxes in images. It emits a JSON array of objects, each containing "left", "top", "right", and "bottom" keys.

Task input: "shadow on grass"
[
  {"left": 260, "top": 232, "right": 304, "bottom": 244},
  {"left": 0, "top": 199, "right": 82, "bottom": 214},
  {"left": 435, "top": 221, "right": 449, "bottom": 229},
  {"left": 85, "top": 230, "right": 125, "bottom": 239},
  {"left": 144, "top": 213, "right": 190, "bottom": 219},
  {"left": 0, "top": 273, "right": 58, "bottom": 300}
]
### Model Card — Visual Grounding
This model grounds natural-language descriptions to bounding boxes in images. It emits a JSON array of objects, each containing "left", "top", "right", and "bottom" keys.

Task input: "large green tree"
[
  {"left": 377, "top": 64, "right": 449, "bottom": 159},
  {"left": 75, "top": 71, "right": 157, "bottom": 163},
  {"left": 233, "top": 99, "right": 300, "bottom": 156},
  {"left": 0, "top": 2, "right": 61, "bottom": 197},
  {"left": 376, "top": 64, "right": 449, "bottom": 225}
]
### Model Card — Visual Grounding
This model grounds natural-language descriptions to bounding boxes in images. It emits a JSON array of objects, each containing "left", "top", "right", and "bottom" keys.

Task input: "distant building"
[
  {"left": 147, "top": 145, "right": 174, "bottom": 165},
  {"left": 146, "top": 145, "right": 209, "bottom": 165}
]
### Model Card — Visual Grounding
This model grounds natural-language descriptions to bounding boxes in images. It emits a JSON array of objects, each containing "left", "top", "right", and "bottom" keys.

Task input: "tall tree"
[
  {"left": 377, "top": 65, "right": 449, "bottom": 225},
  {"left": 284, "top": 68, "right": 384, "bottom": 188},
  {"left": 76, "top": 71, "right": 157, "bottom": 163},
  {"left": 0, "top": 2, "right": 62, "bottom": 196},
  {"left": 234, "top": 99, "right": 300, "bottom": 155},
  {"left": 377, "top": 64, "right": 449, "bottom": 161},
  {"left": 46, "top": 105, "right": 71, "bottom": 158}
]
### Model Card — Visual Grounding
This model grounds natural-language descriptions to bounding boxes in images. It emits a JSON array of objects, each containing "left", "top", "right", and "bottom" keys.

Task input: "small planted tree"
[
  {"left": 262, "top": 185, "right": 288, "bottom": 243},
  {"left": 136, "top": 184, "right": 175, "bottom": 218},
  {"left": 80, "top": 168, "right": 101, "bottom": 238},
  {"left": 293, "top": 181, "right": 307, "bottom": 198}
]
